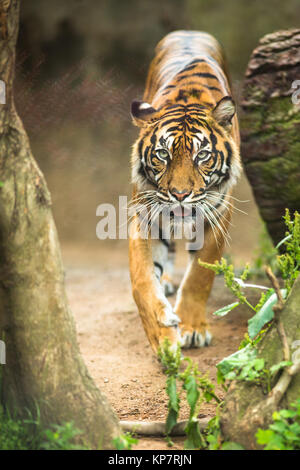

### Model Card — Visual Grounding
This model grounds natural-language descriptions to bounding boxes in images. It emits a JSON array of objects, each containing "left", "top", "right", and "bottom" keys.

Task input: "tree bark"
[
  {"left": 0, "top": 0, "right": 120, "bottom": 449},
  {"left": 241, "top": 29, "right": 300, "bottom": 246},
  {"left": 220, "top": 275, "right": 300, "bottom": 449}
]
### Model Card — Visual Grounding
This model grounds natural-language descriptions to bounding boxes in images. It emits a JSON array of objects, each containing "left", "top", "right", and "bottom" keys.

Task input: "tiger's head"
[{"left": 131, "top": 98, "right": 241, "bottom": 220}]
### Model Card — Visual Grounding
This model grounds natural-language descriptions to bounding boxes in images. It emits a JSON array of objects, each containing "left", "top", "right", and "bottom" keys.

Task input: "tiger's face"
[{"left": 131, "top": 97, "right": 241, "bottom": 220}]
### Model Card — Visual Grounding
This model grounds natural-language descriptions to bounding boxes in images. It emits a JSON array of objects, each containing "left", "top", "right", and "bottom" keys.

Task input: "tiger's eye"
[
  {"left": 197, "top": 150, "right": 210, "bottom": 160},
  {"left": 156, "top": 149, "right": 169, "bottom": 159}
]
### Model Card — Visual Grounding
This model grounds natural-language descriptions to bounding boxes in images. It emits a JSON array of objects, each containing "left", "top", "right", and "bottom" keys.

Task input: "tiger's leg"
[
  {"left": 174, "top": 208, "right": 231, "bottom": 348},
  {"left": 129, "top": 215, "right": 181, "bottom": 353},
  {"left": 153, "top": 239, "right": 176, "bottom": 297}
]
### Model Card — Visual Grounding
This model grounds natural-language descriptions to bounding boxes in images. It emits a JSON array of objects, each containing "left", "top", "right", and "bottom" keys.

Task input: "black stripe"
[
  {"left": 158, "top": 227, "right": 170, "bottom": 248},
  {"left": 203, "top": 84, "right": 222, "bottom": 92},
  {"left": 225, "top": 141, "right": 232, "bottom": 169},
  {"left": 190, "top": 72, "right": 219, "bottom": 81},
  {"left": 154, "top": 261, "right": 163, "bottom": 276},
  {"left": 182, "top": 59, "right": 206, "bottom": 71}
]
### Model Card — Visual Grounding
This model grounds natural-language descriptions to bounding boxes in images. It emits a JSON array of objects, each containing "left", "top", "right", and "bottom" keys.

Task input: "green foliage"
[
  {"left": 198, "top": 256, "right": 281, "bottom": 339},
  {"left": 158, "top": 339, "right": 181, "bottom": 376},
  {"left": 0, "top": 407, "right": 33, "bottom": 450},
  {"left": 277, "top": 210, "right": 300, "bottom": 294},
  {"left": 217, "top": 345, "right": 292, "bottom": 394},
  {"left": 199, "top": 210, "right": 299, "bottom": 343},
  {"left": 181, "top": 357, "right": 220, "bottom": 449},
  {"left": 113, "top": 433, "right": 138, "bottom": 450},
  {"left": 38, "top": 422, "right": 86, "bottom": 450},
  {"left": 158, "top": 339, "right": 220, "bottom": 450},
  {"left": 165, "top": 375, "right": 180, "bottom": 436},
  {"left": 213, "top": 302, "right": 239, "bottom": 317},
  {"left": 0, "top": 406, "right": 87, "bottom": 450},
  {"left": 196, "top": 210, "right": 299, "bottom": 448},
  {"left": 256, "top": 399, "right": 300, "bottom": 450},
  {"left": 159, "top": 340, "right": 251, "bottom": 450},
  {"left": 248, "top": 289, "right": 287, "bottom": 339},
  {"left": 198, "top": 258, "right": 256, "bottom": 312},
  {"left": 205, "top": 415, "right": 222, "bottom": 450},
  {"left": 158, "top": 341, "right": 181, "bottom": 440},
  {"left": 204, "top": 411, "right": 244, "bottom": 450},
  {"left": 238, "top": 328, "right": 269, "bottom": 350},
  {"left": 220, "top": 441, "right": 245, "bottom": 450}
]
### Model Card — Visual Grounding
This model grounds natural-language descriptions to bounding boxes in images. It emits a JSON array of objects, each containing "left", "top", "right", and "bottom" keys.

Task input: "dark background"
[{"left": 15, "top": 0, "right": 300, "bottom": 262}]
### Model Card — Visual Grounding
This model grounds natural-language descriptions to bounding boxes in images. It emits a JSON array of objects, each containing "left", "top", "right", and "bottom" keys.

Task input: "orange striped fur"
[{"left": 129, "top": 31, "right": 241, "bottom": 353}]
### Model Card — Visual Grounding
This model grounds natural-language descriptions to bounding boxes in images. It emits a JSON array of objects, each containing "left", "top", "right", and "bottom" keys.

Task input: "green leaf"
[
  {"left": 256, "top": 429, "right": 274, "bottom": 446},
  {"left": 216, "top": 368, "right": 225, "bottom": 385},
  {"left": 167, "top": 376, "right": 179, "bottom": 411},
  {"left": 113, "top": 433, "right": 138, "bottom": 450},
  {"left": 165, "top": 376, "right": 179, "bottom": 435},
  {"left": 184, "top": 376, "right": 199, "bottom": 416},
  {"left": 217, "top": 345, "right": 257, "bottom": 378},
  {"left": 166, "top": 408, "right": 178, "bottom": 435},
  {"left": 270, "top": 422, "right": 287, "bottom": 434},
  {"left": 254, "top": 358, "right": 265, "bottom": 370},
  {"left": 270, "top": 361, "right": 293, "bottom": 376},
  {"left": 221, "top": 441, "right": 244, "bottom": 450},
  {"left": 184, "top": 419, "right": 203, "bottom": 450},
  {"left": 248, "top": 290, "right": 287, "bottom": 339},
  {"left": 279, "top": 409, "right": 297, "bottom": 419},
  {"left": 212, "top": 302, "right": 240, "bottom": 317}
]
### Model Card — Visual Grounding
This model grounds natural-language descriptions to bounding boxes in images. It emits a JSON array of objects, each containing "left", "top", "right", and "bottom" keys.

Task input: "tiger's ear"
[
  {"left": 131, "top": 100, "right": 159, "bottom": 127},
  {"left": 212, "top": 96, "right": 236, "bottom": 129}
]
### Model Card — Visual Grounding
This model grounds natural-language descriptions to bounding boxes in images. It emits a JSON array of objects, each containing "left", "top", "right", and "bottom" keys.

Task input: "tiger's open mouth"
[
  {"left": 171, "top": 205, "right": 192, "bottom": 218},
  {"left": 165, "top": 204, "right": 198, "bottom": 220}
]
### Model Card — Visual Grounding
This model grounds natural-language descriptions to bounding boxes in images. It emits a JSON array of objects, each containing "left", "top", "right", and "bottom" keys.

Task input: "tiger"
[{"left": 129, "top": 31, "right": 241, "bottom": 353}]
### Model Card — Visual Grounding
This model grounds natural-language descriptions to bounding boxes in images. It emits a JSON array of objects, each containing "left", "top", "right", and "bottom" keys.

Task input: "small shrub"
[
  {"left": 0, "top": 406, "right": 87, "bottom": 450},
  {"left": 256, "top": 399, "right": 300, "bottom": 450},
  {"left": 158, "top": 339, "right": 220, "bottom": 450},
  {"left": 113, "top": 433, "right": 138, "bottom": 450}
]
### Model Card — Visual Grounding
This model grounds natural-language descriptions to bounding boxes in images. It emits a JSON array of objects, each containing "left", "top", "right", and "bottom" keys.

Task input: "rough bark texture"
[
  {"left": 220, "top": 275, "right": 300, "bottom": 449},
  {"left": 241, "top": 29, "right": 300, "bottom": 245},
  {"left": 0, "top": 0, "right": 120, "bottom": 448}
]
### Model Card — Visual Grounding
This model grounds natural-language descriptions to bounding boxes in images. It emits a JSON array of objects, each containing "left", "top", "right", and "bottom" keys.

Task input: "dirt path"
[{"left": 62, "top": 241, "right": 256, "bottom": 450}]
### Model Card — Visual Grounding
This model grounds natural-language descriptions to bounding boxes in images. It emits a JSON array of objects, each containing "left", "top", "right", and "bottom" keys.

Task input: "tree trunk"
[
  {"left": 241, "top": 29, "right": 300, "bottom": 246},
  {"left": 220, "top": 275, "right": 300, "bottom": 449},
  {"left": 0, "top": 0, "right": 120, "bottom": 449}
]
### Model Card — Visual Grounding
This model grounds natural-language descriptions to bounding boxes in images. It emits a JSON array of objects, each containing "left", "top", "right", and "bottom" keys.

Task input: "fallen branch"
[{"left": 120, "top": 417, "right": 210, "bottom": 436}]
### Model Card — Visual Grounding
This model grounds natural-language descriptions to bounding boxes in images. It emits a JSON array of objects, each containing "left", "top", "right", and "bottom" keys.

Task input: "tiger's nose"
[{"left": 170, "top": 188, "right": 191, "bottom": 201}]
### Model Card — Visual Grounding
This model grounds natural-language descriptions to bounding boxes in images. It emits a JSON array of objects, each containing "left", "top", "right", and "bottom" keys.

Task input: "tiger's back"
[{"left": 144, "top": 30, "right": 239, "bottom": 146}]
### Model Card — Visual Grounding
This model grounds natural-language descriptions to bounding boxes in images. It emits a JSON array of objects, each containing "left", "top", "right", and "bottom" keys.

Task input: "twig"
[
  {"left": 265, "top": 266, "right": 290, "bottom": 361},
  {"left": 267, "top": 361, "right": 300, "bottom": 408},
  {"left": 265, "top": 266, "right": 284, "bottom": 308}
]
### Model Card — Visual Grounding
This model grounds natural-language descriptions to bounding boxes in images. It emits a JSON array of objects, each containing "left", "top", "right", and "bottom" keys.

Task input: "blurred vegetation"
[
  {"left": 0, "top": 405, "right": 86, "bottom": 450},
  {"left": 19, "top": 0, "right": 300, "bottom": 85}
]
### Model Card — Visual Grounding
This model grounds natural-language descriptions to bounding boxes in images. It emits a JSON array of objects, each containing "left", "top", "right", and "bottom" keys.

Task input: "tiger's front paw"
[
  {"left": 180, "top": 325, "right": 212, "bottom": 349},
  {"left": 157, "top": 303, "right": 181, "bottom": 327}
]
